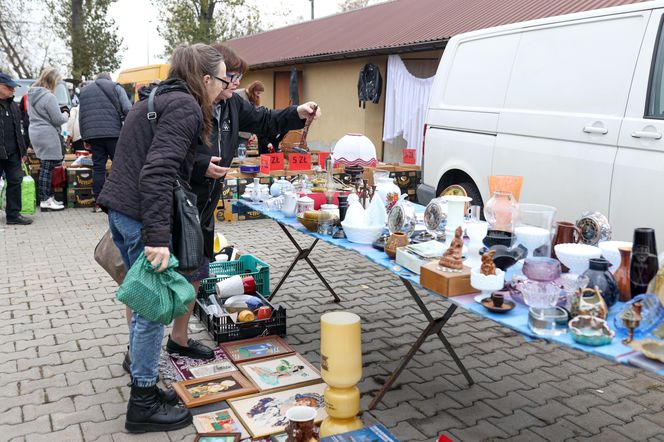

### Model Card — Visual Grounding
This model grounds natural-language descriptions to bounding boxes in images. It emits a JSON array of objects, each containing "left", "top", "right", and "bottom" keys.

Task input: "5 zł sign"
[{"left": 289, "top": 153, "right": 311, "bottom": 171}]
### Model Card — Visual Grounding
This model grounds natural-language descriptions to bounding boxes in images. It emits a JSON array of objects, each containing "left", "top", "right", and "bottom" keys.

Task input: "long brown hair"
[
  {"left": 34, "top": 68, "right": 62, "bottom": 91},
  {"left": 168, "top": 43, "right": 224, "bottom": 143},
  {"left": 246, "top": 81, "right": 264, "bottom": 106}
]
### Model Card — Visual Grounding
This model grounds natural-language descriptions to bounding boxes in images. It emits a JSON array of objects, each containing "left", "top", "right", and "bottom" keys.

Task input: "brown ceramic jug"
[
  {"left": 615, "top": 246, "right": 632, "bottom": 302},
  {"left": 552, "top": 221, "right": 582, "bottom": 272},
  {"left": 385, "top": 232, "right": 409, "bottom": 259}
]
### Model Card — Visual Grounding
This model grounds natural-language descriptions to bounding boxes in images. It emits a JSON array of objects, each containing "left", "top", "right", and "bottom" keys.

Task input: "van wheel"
[{"left": 439, "top": 181, "right": 483, "bottom": 208}]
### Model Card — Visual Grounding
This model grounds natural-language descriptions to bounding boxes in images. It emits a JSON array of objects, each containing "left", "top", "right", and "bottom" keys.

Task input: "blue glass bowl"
[{"left": 613, "top": 294, "right": 664, "bottom": 338}]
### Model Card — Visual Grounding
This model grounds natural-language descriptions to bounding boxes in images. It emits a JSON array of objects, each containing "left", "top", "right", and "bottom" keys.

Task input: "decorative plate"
[{"left": 630, "top": 339, "right": 664, "bottom": 363}]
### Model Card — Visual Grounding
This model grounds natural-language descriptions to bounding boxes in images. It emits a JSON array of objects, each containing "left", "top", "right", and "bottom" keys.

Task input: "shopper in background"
[
  {"left": 98, "top": 43, "right": 226, "bottom": 433},
  {"left": 236, "top": 80, "right": 265, "bottom": 148},
  {"left": 79, "top": 72, "right": 132, "bottom": 212},
  {"left": 0, "top": 72, "right": 32, "bottom": 225},
  {"left": 66, "top": 81, "right": 88, "bottom": 152},
  {"left": 27, "top": 68, "right": 68, "bottom": 211}
]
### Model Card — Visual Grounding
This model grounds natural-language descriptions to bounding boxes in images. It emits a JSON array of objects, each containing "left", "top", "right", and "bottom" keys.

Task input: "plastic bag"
[
  {"left": 117, "top": 253, "right": 195, "bottom": 325},
  {"left": 20, "top": 163, "right": 36, "bottom": 215}
]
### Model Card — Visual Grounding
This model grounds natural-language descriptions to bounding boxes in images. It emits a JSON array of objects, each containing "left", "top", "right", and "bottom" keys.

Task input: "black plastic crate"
[{"left": 193, "top": 292, "right": 287, "bottom": 344}]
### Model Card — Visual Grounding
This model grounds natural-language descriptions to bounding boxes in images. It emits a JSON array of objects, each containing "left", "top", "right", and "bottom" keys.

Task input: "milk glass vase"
[{"left": 319, "top": 312, "right": 363, "bottom": 437}]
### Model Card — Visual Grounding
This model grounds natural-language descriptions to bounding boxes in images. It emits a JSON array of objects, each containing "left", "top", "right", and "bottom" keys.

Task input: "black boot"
[
  {"left": 157, "top": 387, "right": 180, "bottom": 406},
  {"left": 125, "top": 385, "right": 191, "bottom": 433}
]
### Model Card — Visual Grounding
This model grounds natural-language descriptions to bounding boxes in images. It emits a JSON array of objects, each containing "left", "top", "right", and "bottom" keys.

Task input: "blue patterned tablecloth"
[{"left": 239, "top": 200, "right": 664, "bottom": 376}]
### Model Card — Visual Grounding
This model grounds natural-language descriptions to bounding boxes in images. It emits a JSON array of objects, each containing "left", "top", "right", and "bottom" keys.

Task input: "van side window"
[{"left": 647, "top": 19, "right": 664, "bottom": 118}]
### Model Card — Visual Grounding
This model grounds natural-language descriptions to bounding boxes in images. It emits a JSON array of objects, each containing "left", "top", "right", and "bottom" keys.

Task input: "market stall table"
[{"left": 237, "top": 199, "right": 664, "bottom": 409}]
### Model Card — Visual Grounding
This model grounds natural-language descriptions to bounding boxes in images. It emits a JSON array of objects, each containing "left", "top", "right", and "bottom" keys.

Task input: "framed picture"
[
  {"left": 229, "top": 382, "right": 327, "bottom": 439},
  {"left": 194, "top": 433, "right": 241, "bottom": 442},
  {"left": 193, "top": 408, "right": 250, "bottom": 439},
  {"left": 170, "top": 346, "right": 237, "bottom": 380},
  {"left": 238, "top": 354, "right": 321, "bottom": 392},
  {"left": 172, "top": 371, "right": 258, "bottom": 408},
  {"left": 221, "top": 336, "right": 295, "bottom": 364}
]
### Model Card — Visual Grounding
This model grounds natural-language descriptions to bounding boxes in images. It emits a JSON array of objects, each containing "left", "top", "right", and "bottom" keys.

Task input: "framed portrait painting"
[
  {"left": 238, "top": 354, "right": 321, "bottom": 392},
  {"left": 229, "top": 382, "right": 327, "bottom": 439},
  {"left": 172, "top": 371, "right": 257, "bottom": 408},
  {"left": 192, "top": 408, "right": 249, "bottom": 439},
  {"left": 220, "top": 336, "right": 295, "bottom": 364}
]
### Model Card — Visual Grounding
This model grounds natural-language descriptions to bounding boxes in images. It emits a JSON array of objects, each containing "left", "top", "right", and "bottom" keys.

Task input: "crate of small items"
[{"left": 194, "top": 255, "right": 286, "bottom": 343}]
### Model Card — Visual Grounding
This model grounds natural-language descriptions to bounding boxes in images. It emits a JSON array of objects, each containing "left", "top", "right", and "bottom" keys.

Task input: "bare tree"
[
  {"left": 339, "top": 0, "right": 369, "bottom": 13},
  {"left": 0, "top": 0, "right": 36, "bottom": 77}
]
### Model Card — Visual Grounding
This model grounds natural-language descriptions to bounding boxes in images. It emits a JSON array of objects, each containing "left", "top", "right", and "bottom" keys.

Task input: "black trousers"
[
  {"left": 89, "top": 137, "right": 117, "bottom": 200},
  {"left": 0, "top": 148, "right": 23, "bottom": 219}
]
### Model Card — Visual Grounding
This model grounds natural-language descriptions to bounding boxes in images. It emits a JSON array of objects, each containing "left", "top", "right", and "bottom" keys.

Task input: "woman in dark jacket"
[
  {"left": 165, "top": 44, "right": 321, "bottom": 360},
  {"left": 97, "top": 43, "right": 227, "bottom": 433}
]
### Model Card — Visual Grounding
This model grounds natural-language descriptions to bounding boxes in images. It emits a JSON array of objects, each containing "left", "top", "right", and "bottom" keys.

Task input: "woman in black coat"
[
  {"left": 166, "top": 44, "right": 321, "bottom": 360},
  {"left": 98, "top": 43, "right": 227, "bottom": 433}
]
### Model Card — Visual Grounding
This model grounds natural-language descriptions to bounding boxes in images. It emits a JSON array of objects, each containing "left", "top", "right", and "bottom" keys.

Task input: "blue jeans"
[{"left": 108, "top": 209, "right": 163, "bottom": 387}]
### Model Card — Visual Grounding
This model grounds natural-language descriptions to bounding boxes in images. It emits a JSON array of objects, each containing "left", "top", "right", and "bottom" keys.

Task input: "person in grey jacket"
[
  {"left": 27, "top": 68, "right": 69, "bottom": 211},
  {"left": 79, "top": 72, "right": 132, "bottom": 212}
]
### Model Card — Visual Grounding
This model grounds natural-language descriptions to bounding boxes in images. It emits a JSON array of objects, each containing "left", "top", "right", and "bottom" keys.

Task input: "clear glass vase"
[{"left": 483, "top": 191, "right": 518, "bottom": 233}]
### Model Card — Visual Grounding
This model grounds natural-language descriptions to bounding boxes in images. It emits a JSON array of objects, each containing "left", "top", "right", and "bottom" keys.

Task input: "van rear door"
[
  {"left": 494, "top": 11, "right": 649, "bottom": 221},
  {"left": 614, "top": 9, "right": 664, "bottom": 246}
]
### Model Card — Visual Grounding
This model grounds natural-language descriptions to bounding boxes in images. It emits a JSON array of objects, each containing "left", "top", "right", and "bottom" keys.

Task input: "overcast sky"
[{"left": 108, "top": 0, "right": 387, "bottom": 77}]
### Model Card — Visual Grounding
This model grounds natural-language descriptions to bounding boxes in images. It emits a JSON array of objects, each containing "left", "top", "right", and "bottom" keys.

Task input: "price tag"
[
  {"left": 318, "top": 152, "right": 331, "bottom": 170},
  {"left": 289, "top": 153, "right": 312, "bottom": 171},
  {"left": 259, "top": 153, "right": 284, "bottom": 174},
  {"left": 403, "top": 148, "right": 417, "bottom": 165}
]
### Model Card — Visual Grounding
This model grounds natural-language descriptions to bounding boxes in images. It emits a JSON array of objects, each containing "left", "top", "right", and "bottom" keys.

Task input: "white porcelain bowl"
[
  {"left": 554, "top": 243, "right": 602, "bottom": 275},
  {"left": 470, "top": 267, "right": 505, "bottom": 296},
  {"left": 341, "top": 222, "right": 384, "bottom": 244},
  {"left": 598, "top": 241, "right": 632, "bottom": 271}
]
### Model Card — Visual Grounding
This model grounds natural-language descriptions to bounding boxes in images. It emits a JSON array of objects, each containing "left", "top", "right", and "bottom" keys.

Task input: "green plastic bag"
[
  {"left": 20, "top": 163, "right": 36, "bottom": 215},
  {"left": 117, "top": 253, "right": 195, "bottom": 325}
]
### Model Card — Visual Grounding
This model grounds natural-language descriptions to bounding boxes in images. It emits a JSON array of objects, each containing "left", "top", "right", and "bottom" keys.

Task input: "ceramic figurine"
[
  {"left": 621, "top": 301, "right": 643, "bottom": 344},
  {"left": 481, "top": 250, "right": 497, "bottom": 276},
  {"left": 439, "top": 226, "right": 464, "bottom": 270},
  {"left": 573, "top": 287, "right": 608, "bottom": 320}
]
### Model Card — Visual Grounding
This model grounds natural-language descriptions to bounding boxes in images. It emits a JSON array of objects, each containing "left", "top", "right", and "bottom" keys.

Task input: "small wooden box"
[{"left": 420, "top": 262, "right": 475, "bottom": 297}]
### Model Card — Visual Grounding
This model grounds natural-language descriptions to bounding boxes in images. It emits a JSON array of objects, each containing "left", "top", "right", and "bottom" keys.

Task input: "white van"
[{"left": 417, "top": 0, "right": 664, "bottom": 247}]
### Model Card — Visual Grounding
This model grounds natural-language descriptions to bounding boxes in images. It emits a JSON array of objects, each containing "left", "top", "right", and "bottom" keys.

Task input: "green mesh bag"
[
  {"left": 117, "top": 253, "right": 195, "bottom": 325},
  {"left": 20, "top": 163, "right": 36, "bottom": 215}
]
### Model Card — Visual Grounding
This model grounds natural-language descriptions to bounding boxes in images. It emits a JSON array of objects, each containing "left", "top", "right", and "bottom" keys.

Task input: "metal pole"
[{"left": 310, "top": 0, "right": 314, "bottom": 20}]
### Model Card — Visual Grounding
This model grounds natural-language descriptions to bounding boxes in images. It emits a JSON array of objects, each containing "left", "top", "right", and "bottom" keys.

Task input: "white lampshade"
[{"left": 332, "top": 133, "right": 377, "bottom": 167}]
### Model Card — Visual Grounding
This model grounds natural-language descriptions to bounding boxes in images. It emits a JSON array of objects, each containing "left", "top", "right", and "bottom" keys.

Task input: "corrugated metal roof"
[{"left": 225, "top": 0, "right": 648, "bottom": 68}]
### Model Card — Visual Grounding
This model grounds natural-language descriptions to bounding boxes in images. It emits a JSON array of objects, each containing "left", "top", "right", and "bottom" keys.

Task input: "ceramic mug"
[{"left": 285, "top": 406, "right": 318, "bottom": 442}]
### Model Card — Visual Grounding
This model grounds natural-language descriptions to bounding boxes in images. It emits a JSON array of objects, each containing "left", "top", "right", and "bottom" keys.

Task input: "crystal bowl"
[
  {"left": 518, "top": 280, "right": 560, "bottom": 308},
  {"left": 522, "top": 257, "right": 562, "bottom": 282},
  {"left": 553, "top": 243, "right": 602, "bottom": 275}
]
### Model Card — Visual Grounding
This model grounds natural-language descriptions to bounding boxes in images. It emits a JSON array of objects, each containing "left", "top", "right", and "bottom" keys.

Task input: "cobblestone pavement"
[{"left": 2, "top": 209, "right": 664, "bottom": 441}]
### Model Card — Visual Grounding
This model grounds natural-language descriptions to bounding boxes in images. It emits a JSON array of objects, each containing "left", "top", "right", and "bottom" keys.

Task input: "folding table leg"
[
  {"left": 368, "top": 278, "right": 473, "bottom": 410},
  {"left": 269, "top": 222, "right": 341, "bottom": 303}
]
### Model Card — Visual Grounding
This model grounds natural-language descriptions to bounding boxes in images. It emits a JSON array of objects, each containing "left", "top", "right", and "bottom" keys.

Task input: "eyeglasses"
[
  {"left": 213, "top": 75, "right": 231, "bottom": 89},
  {"left": 227, "top": 72, "right": 243, "bottom": 83}
]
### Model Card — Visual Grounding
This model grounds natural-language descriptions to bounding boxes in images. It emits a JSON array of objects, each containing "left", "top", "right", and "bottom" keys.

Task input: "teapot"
[{"left": 281, "top": 192, "right": 298, "bottom": 217}]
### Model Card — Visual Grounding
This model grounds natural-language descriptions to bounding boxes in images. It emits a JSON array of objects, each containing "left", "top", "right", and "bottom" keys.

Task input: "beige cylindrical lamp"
[{"left": 320, "top": 312, "right": 364, "bottom": 437}]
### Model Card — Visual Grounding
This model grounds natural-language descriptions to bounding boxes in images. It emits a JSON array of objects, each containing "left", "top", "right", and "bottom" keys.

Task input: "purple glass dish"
[{"left": 522, "top": 257, "right": 561, "bottom": 282}]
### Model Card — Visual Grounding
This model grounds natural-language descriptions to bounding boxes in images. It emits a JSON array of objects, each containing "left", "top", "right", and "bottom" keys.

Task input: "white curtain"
[{"left": 382, "top": 55, "right": 434, "bottom": 165}]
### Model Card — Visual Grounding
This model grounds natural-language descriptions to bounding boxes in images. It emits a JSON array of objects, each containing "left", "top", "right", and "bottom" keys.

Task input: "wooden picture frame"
[
  {"left": 220, "top": 336, "right": 295, "bottom": 364},
  {"left": 194, "top": 433, "right": 241, "bottom": 442},
  {"left": 237, "top": 353, "right": 321, "bottom": 393},
  {"left": 172, "top": 371, "right": 257, "bottom": 408},
  {"left": 229, "top": 382, "right": 327, "bottom": 439},
  {"left": 192, "top": 408, "right": 249, "bottom": 439}
]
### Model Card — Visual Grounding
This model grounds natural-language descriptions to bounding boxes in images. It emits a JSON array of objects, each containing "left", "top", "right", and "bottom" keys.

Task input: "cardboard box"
[
  {"left": 214, "top": 198, "right": 237, "bottom": 222},
  {"left": 67, "top": 167, "right": 93, "bottom": 188},
  {"left": 67, "top": 188, "right": 95, "bottom": 208},
  {"left": 420, "top": 262, "right": 475, "bottom": 297},
  {"left": 232, "top": 201, "right": 266, "bottom": 221}
]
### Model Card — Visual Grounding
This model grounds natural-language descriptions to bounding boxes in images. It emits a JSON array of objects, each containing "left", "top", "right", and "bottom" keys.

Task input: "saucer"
[{"left": 480, "top": 297, "right": 515, "bottom": 314}]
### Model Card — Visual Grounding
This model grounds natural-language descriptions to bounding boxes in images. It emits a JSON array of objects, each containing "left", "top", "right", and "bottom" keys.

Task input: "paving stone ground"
[{"left": 1, "top": 208, "right": 664, "bottom": 441}]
